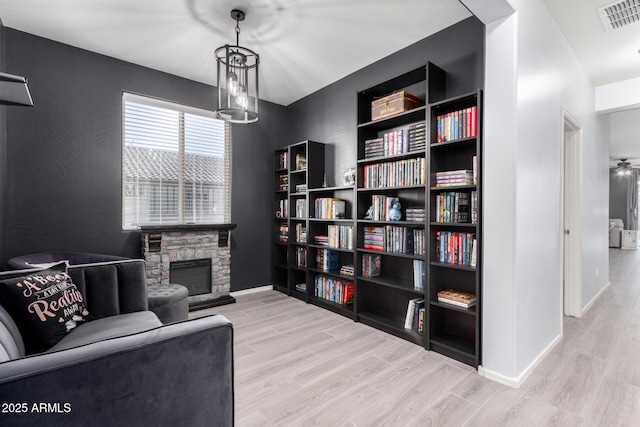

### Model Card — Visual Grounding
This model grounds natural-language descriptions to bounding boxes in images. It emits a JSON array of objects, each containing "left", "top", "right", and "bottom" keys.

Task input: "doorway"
[{"left": 561, "top": 109, "right": 583, "bottom": 317}]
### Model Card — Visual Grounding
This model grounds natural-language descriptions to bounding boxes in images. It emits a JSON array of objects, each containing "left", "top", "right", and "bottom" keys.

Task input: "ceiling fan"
[{"left": 614, "top": 158, "right": 635, "bottom": 175}]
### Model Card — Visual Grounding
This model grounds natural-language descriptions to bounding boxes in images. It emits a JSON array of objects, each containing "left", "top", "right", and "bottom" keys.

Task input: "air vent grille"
[{"left": 598, "top": 0, "right": 640, "bottom": 31}]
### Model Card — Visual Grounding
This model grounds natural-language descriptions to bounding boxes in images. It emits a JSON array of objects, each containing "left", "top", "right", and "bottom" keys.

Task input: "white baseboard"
[
  {"left": 479, "top": 332, "right": 563, "bottom": 388},
  {"left": 230, "top": 285, "right": 273, "bottom": 298},
  {"left": 582, "top": 281, "right": 611, "bottom": 316}
]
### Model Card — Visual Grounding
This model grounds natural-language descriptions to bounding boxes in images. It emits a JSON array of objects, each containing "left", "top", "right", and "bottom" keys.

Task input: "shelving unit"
[
  {"left": 427, "top": 90, "right": 482, "bottom": 367},
  {"left": 271, "top": 141, "right": 325, "bottom": 299},
  {"left": 307, "top": 184, "right": 357, "bottom": 318},
  {"left": 271, "top": 66, "right": 482, "bottom": 368},
  {"left": 272, "top": 148, "right": 289, "bottom": 294},
  {"left": 354, "top": 65, "right": 439, "bottom": 346}
]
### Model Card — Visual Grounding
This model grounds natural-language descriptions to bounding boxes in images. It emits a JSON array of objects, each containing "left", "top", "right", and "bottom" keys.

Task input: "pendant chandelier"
[{"left": 214, "top": 9, "right": 260, "bottom": 124}]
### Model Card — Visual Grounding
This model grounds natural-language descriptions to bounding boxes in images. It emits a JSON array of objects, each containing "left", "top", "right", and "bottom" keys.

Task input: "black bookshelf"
[
  {"left": 270, "top": 67, "right": 483, "bottom": 369},
  {"left": 427, "top": 90, "right": 482, "bottom": 367},
  {"left": 306, "top": 182, "right": 356, "bottom": 317},
  {"left": 354, "top": 64, "right": 439, "bottom": 346}
]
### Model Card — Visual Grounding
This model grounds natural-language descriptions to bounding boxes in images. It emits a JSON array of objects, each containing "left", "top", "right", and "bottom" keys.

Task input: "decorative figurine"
[
  {"left": 388, "top": 201, "right": 402, "bottom": 221},
  {"left": 343, "top": 167, "right": 356, "bottom": 186},
  {"left": 364, "top": 206, "right": 374, "bottom": 220}
]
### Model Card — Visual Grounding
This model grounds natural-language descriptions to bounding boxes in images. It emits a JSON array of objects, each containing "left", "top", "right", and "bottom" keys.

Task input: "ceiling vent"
[{"left": 598, "top": 0, "right": 640, "bottom": 31}]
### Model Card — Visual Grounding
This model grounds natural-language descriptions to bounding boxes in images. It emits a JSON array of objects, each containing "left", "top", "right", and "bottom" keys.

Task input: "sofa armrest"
[{"left": 0, "top": 315, "right": 234, "bottom": 426}]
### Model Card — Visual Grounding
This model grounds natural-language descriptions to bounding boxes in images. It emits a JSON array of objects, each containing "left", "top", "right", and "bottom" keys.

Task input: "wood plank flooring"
[{"left": 192, "top": 248, "right": 640, "bottom": 426}]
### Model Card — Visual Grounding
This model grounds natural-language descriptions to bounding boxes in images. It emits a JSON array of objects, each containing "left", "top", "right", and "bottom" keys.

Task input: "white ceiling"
[
  {"left": 542, "top": 0, "right": 640, "bottom": 166},
  {"left": 0, "top": 0, "right": 472, "bottom": 106}
]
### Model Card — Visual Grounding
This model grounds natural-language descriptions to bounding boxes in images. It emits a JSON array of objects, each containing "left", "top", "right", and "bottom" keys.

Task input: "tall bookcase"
[
  {"left": 272, "top": 141, "right": 325, "bottom": 301},
  {"left": 355, "top": 63, "right": 482, "bottom": 367},
  {"left": 427, "top": 91, "right": 482, "bottom": 367},
  {"left": 355, "top": 65, "right": 437, "bottom": 346},
  {"left": 272, "top": 66, "right": 482, "bottom": 368}
]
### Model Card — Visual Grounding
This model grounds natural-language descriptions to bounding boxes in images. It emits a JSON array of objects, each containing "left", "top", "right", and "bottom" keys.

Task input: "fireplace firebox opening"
[{"left": 170, "top": 258, "right": 212, "bottom": 296}]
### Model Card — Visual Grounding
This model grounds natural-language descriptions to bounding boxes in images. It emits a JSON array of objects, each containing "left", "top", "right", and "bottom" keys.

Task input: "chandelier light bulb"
[
  {"left": 236, "top": 86, "right": 248, "bottom": 109},
  {"left": 228, "top": 72, "right": 238, "bottom": 96}
]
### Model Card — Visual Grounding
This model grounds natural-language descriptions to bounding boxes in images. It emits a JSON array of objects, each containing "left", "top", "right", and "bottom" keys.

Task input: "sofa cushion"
[
  {"left": 48, "top": 311, "right": 163, "bottom": 352},
  {"left": 0, "top": 262, "right": 92, "bottom": 354}
]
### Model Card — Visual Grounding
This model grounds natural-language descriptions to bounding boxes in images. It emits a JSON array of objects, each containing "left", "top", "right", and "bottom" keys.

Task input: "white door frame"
[{"left": 561, "top": 108, "right": 583, "bottom": 318}]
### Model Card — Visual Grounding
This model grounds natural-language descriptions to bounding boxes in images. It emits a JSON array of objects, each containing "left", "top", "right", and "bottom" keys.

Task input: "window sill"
[{"left": 137, "top": 223, "right": 237, "bottom": 232}]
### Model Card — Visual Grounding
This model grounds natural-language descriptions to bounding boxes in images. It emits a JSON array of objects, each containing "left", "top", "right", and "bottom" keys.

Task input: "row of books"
[
  {"left": 340, "top": 264, "right": 355, "bottom": 277},
  {"left": 434, "top": 231, "right": 477, "bottom": 267},
  {"left": 295, "top": 199, "right": 306, "bottom": 218},
  {"left": 362, "top": 157, "right": 426, "bottom": 189},
  {"left": 435, "top": 105, "right": 478, "bottom": 143},
  {"left": 315, "top": 275, "right": 354, "bottom": 305},
  {"left": 316, "top": 249, "right": 339, "bottom": 272},
  {"left": 276, "top": 199, "right": 288, "bottom": 219},
  {"left": 434, "top": 191, "right": 475, "bottom": 223},
  {"left": 295, "top": 183, "right": 307, "bottom": 193},
  {"left": 295, "top": 247, "right": 307, "bottom": 267},
  {"left": 278, "top": 174, "right": 288, "bottom": 191},
  {"left": 406, "top": 207, "right": 426, "bottom": 222},
  {"left": 277, "top": 151, "right": 288, "bottom": 170},
  {"left": 437, "top": 289, "right": 476, "bottom": 308},
  {"left": 434, "top": 170, "right": 473, "bottom": 187},
  {"left": 363, "top": 122, "right": 426, "bottom": 159},
  {"left": 295, "top": 223, "right": 307, "bottom": 243},
  {"left": 368, "top": 195, "right": 399, "bottom": 221},
  {"left": 314, "top": 225, "right": 354, "bottom": 250},
  {"left": 404, "top": 298, "right": 425, "bottom": 333},
  {"left": 363, "top": 225, "right": 423, "bottom": 255},
  {"left": 278, "top": 223, "right": 288, "bottom": 243},
  {"left": 314, "top": 198, "right": 346, "bottom": 219}
]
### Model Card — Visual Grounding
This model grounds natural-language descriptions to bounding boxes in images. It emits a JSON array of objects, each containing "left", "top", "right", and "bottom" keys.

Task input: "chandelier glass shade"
[{"left": 215, "top": 10, "right": 259, "bottom": 124}]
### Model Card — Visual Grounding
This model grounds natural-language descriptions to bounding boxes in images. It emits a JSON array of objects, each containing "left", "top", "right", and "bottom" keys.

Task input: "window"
[{"left": 122, "top": 93, "right": 231, "bottom": 229}]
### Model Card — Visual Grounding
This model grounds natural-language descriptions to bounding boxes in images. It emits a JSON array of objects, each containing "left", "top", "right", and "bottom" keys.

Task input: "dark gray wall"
[
  {"left": 610, "top": 169, "right": 630, "bottom": 223},
  {"left": 286, "top": 17, "right": 484, "bottom": 187},
  {"left": 3, "top": 29, "right": 286, "bottom": 291},
  {"left": 0, "top": 19, "right": 6, "bottom": 265}
]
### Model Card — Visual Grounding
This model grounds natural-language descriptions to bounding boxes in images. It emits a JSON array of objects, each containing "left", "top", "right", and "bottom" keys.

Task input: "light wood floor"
[{"left": 193, "top": 249, "right": 640, "bottom": 426}]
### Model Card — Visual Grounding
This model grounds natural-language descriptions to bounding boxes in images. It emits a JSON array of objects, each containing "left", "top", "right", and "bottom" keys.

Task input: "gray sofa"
[{"left": 0, "top": 259, "right": 234, "bottom": 426}]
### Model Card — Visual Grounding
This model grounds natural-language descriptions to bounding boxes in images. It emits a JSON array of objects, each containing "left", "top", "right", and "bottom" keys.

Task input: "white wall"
[{"left": 470, "top": 0, "right": 610, "bottom": 384}]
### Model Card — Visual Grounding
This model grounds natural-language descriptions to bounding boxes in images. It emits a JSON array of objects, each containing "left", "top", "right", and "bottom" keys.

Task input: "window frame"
[{"left": 121, "top": 92, "right": 232, "bottom": 230}]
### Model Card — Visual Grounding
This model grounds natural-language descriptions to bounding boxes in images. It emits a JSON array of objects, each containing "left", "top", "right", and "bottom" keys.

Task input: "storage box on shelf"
[{"left": 427, "top": 90, "right": 482, "bottom": 367}]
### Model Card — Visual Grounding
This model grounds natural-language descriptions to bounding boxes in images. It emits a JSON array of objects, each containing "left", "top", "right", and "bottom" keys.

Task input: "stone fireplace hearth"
[{"left": 140, "top": 224, "right": 236, "bottom": 310}]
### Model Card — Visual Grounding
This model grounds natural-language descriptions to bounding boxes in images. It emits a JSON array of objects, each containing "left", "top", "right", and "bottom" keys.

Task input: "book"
[
  {"left": 437, "top": 289, "right": 476, "bottom": 308},
  {"left": 339, "top": 264, "right": 355, "bottom": 277},
  {"left": 404, "top": 298, "right": 425, "bottom": 330},
  {"left": 315, "top": 275, "right": 354, "bottom": 305},
  {"left": 362, "top": 254, "right": 381, "bottom": 277},
  {"left": 314, "top": 198, "right": 346, "bottom": 219},
  {"left": 413, "top": 259, "right": 425, "bottom": 291},
  {"left": 316, "top": 249, "right": 338, "bottom": 271},
  {"left": 435, "top": 106, "right": 477, "bottom": 142},
  {"left": 295, "top": 247, "right": 307, "bottom": 267},
  {"left": 278, "top": 223, "right": 288, "bottom": 243},
  {"left": 363, "top": 157, "right": 426, "bottom": 188}
]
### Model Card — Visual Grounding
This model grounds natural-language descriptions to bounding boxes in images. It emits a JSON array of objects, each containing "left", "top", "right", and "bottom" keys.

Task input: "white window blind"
[{"left": 122, "top": 93, "right": 231, "bottom": 229}]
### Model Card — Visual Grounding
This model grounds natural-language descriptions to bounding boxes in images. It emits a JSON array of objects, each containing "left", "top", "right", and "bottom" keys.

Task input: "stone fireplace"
[{"left": 140, "top": 224, "right": 236, "bottom": 310}]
